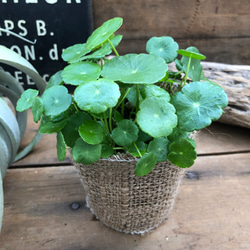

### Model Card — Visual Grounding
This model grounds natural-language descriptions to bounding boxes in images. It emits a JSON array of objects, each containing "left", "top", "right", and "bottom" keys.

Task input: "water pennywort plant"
[{"left": 16, "top": 17, "right": 228, "bottom": 176}]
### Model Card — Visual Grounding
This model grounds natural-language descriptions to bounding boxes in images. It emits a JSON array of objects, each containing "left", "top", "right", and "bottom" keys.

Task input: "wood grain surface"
[
  {"left": 92, "top": 0, "right": 250, "bottom": 65},
  {"left": 1, "top": 110, "right": 250, "bottom": 249}
]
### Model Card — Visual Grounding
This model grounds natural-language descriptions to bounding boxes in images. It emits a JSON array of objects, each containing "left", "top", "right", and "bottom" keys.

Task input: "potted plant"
[{"left": 16, "top": 17, "right": 228, "bottom": 234}]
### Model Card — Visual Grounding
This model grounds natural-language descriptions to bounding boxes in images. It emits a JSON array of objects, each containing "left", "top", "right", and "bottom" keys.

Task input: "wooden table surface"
[{"left": 1, "top": 111, "right": 250, "bottom": 250}]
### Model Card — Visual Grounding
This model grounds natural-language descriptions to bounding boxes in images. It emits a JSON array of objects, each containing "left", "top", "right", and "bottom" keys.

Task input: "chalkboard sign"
[{"left": 0, "top": 0, "right": 93, "bottom": 89}]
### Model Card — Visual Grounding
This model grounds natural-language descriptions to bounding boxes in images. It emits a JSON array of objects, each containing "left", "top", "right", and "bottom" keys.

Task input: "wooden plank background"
[{"left": 92, "top": 0, "right": 250, "bottom": 65}]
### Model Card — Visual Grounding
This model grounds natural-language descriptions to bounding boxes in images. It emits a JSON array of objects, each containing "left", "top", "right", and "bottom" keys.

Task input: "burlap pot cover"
[{"left": 74, "top": 154, "right": 184, "bottom": 234}]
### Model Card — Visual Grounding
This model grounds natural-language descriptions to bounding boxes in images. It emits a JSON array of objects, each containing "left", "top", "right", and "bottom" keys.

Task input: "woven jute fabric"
[{"left": 74, "top": 154, "right": 184, "bottom": 234}]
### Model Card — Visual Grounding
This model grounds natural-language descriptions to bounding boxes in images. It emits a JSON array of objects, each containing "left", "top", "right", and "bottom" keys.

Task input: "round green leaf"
[
  {"left": 39, "top": 117, "right": 68, "bottom": 134},
  {"left": 46, "top": 71, "right": 63, "bottom": 89},
  {"left": 134, "top": 152, "right": 157, "bottom": 177},
  {"left": 168, "top": 139, "right": 197, "bottom": 168},
  {"left": 128, "top": 141, "right": 147, "bottom": 157},
  {"left": 56, "top": 131, "right": 66, "bottom": 161},
  {"left": 32, "top": 97, "right": 43, "bottom": 123},
  {"left": 41, "top": 85, "right": 72, "bottom": 116},
  {"left": 177, "top": 49, "right": 206, "bottom": 60},
  {"left": 101, "top": 53, "right": 168, "bottom": 84},
  {"left": 72, "top": 138, "right": 101, "bottom": 164},
  {"left": 16, "top": 89, "right": 39, "bottom": 112},
  {"left": 74, "top": 79, "right": 120, "bottom": 114},
  {"left": 180, "top": 47, "right": 203, "bottom": 81},
  {"left": 146, "top": 36, "right": 179, "bottom": 63},
  {"left": 147, "top": 137, "right": 170, "bottom": 162},
  {"left": 111, "top": 119, "right": 139, "bottom": 147},
  {"left": 168, "top": 127, "right": 190, "bottom": 142},
  {"left": 171, "top": 81, "right": 228, "bottom": 132},
  {"left": 137, "top": 97, "right": 177, "bottom": 138},
  {"left": 62, "top": 61, "right": 101, "bottom": 86},
  {"left": 62, "top": 43, "right": 91, "bottom": 63},
  {"left": 61, "top": 111, "right": 91, "bottom": 147},
  {"left": 141, "top": 85, "right": 170, "bottom": 101},
  {"left": 79, "top": 120, "right": 104, "bottom": 145},
  {"left": 86, "top": 17, "right": 123, "bottom": 50},
  {"left": 101, "top": 144, "right": 114, "bottom": 159},
  {"left": 81, "top": 35, "right": 123, "bottom": 60}
]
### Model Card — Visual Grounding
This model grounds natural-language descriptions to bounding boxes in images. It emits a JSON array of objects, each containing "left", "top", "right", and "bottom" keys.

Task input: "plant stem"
[
  {"left": 115, "top": 88, "right": 131, "bottom": 111},
  {"left": 133, "top": 142, "right": 142, "bottom": 157},
  {"left": 136, "top": 84, "right": 140, "bottom": 112},
  {"left": 113, "top": 147, "right": 125, "bottom": 150},
  {"left": 108, "top": 38, "right": 119, "bottom": 57},
  {"left": 183, "top": 56, "right": 192, "bottom": 86},
  {"left": 103, "top": 112, "right": 110, "bottom": 135},
  {"left": 109, "top": 108, "right": 113, "bottom": 132},
  {"left": 102, "top": 113, "right": 110, "bottom": 141},
  {"left": 73, "top": 102, "right": 80, "bottom": 113}
]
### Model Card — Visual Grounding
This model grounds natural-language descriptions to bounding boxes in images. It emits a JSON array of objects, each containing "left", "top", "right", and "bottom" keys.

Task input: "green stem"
[
  {"left": 103, "top": 112, "right": 110, "bottom": 134},
  {"left": 108, "top": 38, "right": 119, "bottom": 57},
  {"left": 102, "top": 115, "right": 113, "bottom": 145},
  {"left": 109, "top": 108, "right": 113, "bottom": 132},
  {"left": 136, "top": 84, "right": 140, "bottom": 112},
  {"left": 73, "top": 102, "right": 80, "bottom": 113},
  {"left": 115, "top": 88, "right": 131, "bottom": 111},
  {"left": 133, "top": 142, "right": 142, "bottom": 157},
  {"left": 183, "top": 56, "right": 192, "bottom": 86},
  {"left": 113, "top": 147, "right": 125, "bottom": 150}
]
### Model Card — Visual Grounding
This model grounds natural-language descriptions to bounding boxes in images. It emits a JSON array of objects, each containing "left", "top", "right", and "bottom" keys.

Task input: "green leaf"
[
  {"left": 86, "top": 17, "right": 123, "bottom": 50},
  {"left": 111, "top": 119, "right": 139, "bottom": 147},
  {"left": 141, "top": 84, "right": 170, "bottom": 101},
  {"left": 171, "top": 81, "right": 228, "bottom": 132},
  {"left": 137, "top": 97, "right": 177, "bottom": 138},
  {"left": 168, "top": 139, "right": 197, "bottom": 168},
  {"left": 168, "top": 127, "right": 190, "bottom": 142},
  {"left": 147, "top": 137, "right": 170, "bottom": 162},
  {"left": 72, "top": 138, "right": 101, "bottom": 164},
  {"left": 62, "top": 43, "right": 91, "bottom": 63},
  {"left": 134, "top": 152, "right": 157, "bottom": 177},
  {"left": 114, "top": 110, "right": 123, "bottom": 122},
  {"left": 39, "top": 115, "right": 67, "bottom": 134},
  {"left": 177, "top": 49, "right": 206, "bottom": 60},
  {"left": 138, "top": 130, "right": 151, "bottom": 142},
  {"left": 128, "top": 141, "right": 147, "bottom": 157},
  {"left": 41, "top": 85, "right": 72, "bottom": 116},
  {"left": 62, "top": 61, "right": 101, "bottom": 86},
  {"left": 16, "top": 89, "right": 39, "bottom": 112},
  {"left": 101, "top": 53, "right": 168, "bottom": 84},
  {"left": 79, "top": 120, "right": 104, "bottom": 145},
  {"left": 146, "top": 36, "right": 179, "bottom": 63},
  {"left": 46, "top": 71, "right": 63, "bottom": 89},
  {"left": 32, "top": 97, "right": 43, "bottom": 123},
  {"left": 180, "top": 47, "right": 204, "bottom": 81},
  {"left": 74, "top": 79, "right": 120, "bottom": 114},
  {"left": 81, "top": 35, "right": 123, "bottom": 60},
  {"left": 126, "top": 85, "right": 142, "bottom": 106},
  {"left": 101, "top": 144, "right": 114, "bottom": 159},
  {"left": 56, "top": 131, "right": 66, "bottom": 161},
  {"left": 61, "top": 111, "right": 91, "bottom": 147}
]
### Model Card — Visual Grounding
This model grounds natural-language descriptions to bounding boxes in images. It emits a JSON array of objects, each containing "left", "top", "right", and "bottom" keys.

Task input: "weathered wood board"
[
  {"left": 1, "top": 153, "right": 250, "bottom": 249},
  {"left": 202, "top": 62, "right": 250, "bottom": 129},
  {"left": 92, "top": 0, "right": 250, "bottom": 65}
]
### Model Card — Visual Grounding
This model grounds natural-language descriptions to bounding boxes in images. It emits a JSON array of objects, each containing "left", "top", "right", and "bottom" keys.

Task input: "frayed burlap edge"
[{"left": 73, "top": 154, "right": 185, "bottom": 234}]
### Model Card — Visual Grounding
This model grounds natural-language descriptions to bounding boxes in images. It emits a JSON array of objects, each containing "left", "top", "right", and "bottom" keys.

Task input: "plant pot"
[{"left": 74, "top": 154, "right": 184, "bottom": 234}]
